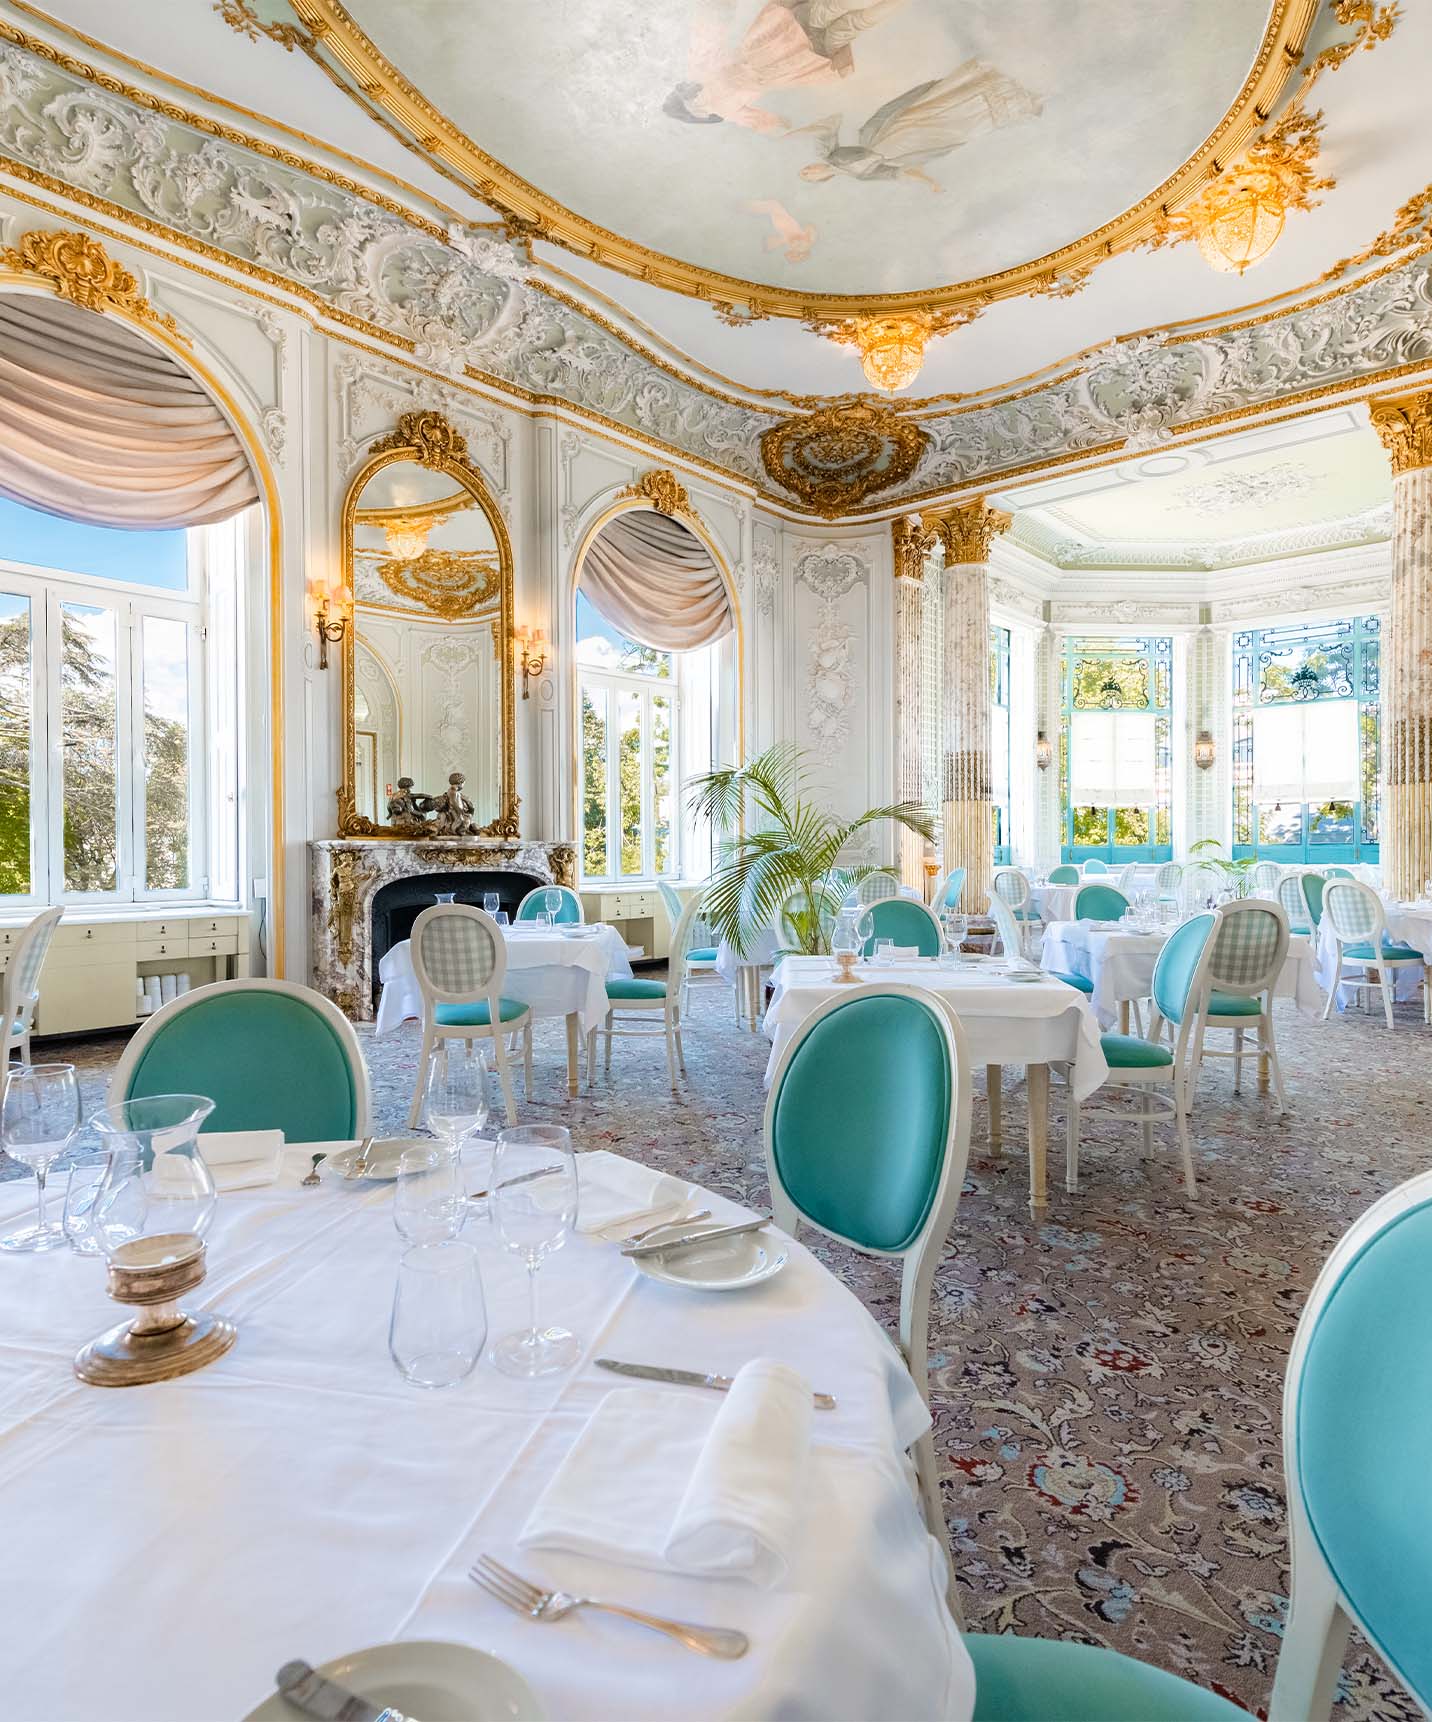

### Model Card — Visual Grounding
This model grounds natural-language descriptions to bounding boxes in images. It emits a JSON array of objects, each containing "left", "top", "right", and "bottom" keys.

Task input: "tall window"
[
  {"left": 1061, "top": 635, "right": 1173, "bottom": 862},
  {"left": 578, "top": 591, "right": 679, "bottom": 883},
  {"left": 990, "top": 624, "right": 1012, "bottom": 865},
  {"left": 0, "top": 496, "right": 223, "bottom": 904},
  {"left": 1231, "top": 615, "right": 1379, "bottom": 864}
]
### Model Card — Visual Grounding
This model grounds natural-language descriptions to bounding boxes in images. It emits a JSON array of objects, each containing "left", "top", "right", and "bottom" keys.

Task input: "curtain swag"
[{"left": 578, "top": 509, "right": 733, "bottom": 652}]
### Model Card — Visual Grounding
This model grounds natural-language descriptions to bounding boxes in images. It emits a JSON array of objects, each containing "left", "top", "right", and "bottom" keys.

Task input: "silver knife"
[
  {"left": 620, "top": 1214, "right": 771, "bottom": 1259},
  {"left": 596, "top": 1357, "right": 836, "bottom": 1410},
  {"left": 275, "top": 1660, "right": 411, "bottom": 1722}
]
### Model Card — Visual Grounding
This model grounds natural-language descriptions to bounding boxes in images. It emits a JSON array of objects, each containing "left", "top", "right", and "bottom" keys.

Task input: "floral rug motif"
[{"left": 18, "top": 991, "right": 1429, "bottom": 1720}]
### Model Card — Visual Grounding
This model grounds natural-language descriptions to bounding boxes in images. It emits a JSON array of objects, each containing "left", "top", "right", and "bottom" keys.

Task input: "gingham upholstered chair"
[
  {"left": 1248, "top": 860, "right": 1282, "bottom": 895},
  {"left": 1153, "top": 861, "right": 1183, "bottom": 906},
  {"left": 1278, "top": 873, "right": 1314, "bottom": 934},
  {"left": 1320, "top": 879, "right": 1426, "bottom": 1031},
  {"left": 854, "top": 870, "right": 901, "bottom": 907},
  {"left": 407, "top": 904, "right": 532, "bottom": 1126},
  {"left": 1189, "top": 897, "right": 1291, "bottom": 1110},
  {"left": 2, "top": 906, "right": 61, "bottom": 1066},
  {"left": 1115, "top": 861, "right": 1141, "bottom": 894},
  {"left": 992, "top": 866, "right": 1040, "bottom": 955}
]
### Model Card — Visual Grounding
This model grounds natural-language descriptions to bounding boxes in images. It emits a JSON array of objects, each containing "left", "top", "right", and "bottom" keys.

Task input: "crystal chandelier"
[
  {"left": 383, "top": 514, "right": 434, "bottom": 561},
  {"left": 852, "top": 315, "right": 929, "bottom": 393}
]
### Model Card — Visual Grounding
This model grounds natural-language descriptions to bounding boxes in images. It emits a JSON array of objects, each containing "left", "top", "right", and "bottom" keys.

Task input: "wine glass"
[
  {"left": 90, "top": 1095, "right": 218, "bottom": 1255},
  {"left": 543, "top": 887, "right": 562, "bottom": 921},
  {"left": 424, "top": 1043, "right": 494, "bottom": 1157},
  {"left": 394, "top": 1144, "right": 466, "bottom": 1244},
  {"left": 490, "top": 1124, "right": 579, "bottom": 1379},
  {"left": 390, "top": 1240, "right": 486, "bottom": 1389},
  {"left": 942, "top": 912, "right": 968, "bottom": 962},
  {"left": 0, "top": 1063, "right": 80, "bottom": 1252},
  {"left": 483, "top": 892, "right": 500, "bottom": 917}
]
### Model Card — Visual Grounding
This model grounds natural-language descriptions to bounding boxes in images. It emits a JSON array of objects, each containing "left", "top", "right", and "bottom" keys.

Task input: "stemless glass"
[
  {"left": 533, "top": 910, "right": 552, "bottom": 931},
  {"left": 0, "top": 1063, "right": 80, "bottom": 1253},
  {"left": 491, "top": 1124, "right": 579, "bottom": 1379},
  {"left": 543, "top": 887, "right": 562, "bottom": 919},
  {"left": 394, "top": 1144, "right": 466, "bottom": 1244},
  {"left": 494, "top": 910, "right": 510, "bottom": 928},
  {"left": 389, "top": 1240, "right": 486, "bottom": 1389},
  {"left": 62, "top": 1151, "right": 112, "bottom": 1257},
  {"left": 90, "top": 1095, "right": 218, "bottom": 1256},
  {"left": 483, "top": 892, "right": 500, "bottom": 917},
  {"left": 424, "top": 1042, "right": 494, "bottom": 1156}
]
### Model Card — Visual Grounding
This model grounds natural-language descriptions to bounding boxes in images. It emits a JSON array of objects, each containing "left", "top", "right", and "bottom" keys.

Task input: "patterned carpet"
[{"left": 14, "top": 987, "right": 1428, "bottom": 1720}]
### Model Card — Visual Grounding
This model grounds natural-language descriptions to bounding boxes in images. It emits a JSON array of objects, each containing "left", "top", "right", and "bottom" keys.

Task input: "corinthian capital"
[
  {"left": 1369, "top": 391, "right": 1432, "bottom": 476},
  {"left": 924, "top": 497, "right": 1012, "bottom": 565}
]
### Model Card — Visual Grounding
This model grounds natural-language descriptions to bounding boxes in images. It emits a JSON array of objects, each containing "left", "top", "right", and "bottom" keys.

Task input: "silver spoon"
[{"left": 301, "top": 1153, "right": 326, "bottom": 1187}]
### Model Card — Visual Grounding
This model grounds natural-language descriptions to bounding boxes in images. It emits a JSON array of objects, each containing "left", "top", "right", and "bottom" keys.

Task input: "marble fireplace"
[{"left": 311, "top": 838, "right": 577, "bottom": 1020}]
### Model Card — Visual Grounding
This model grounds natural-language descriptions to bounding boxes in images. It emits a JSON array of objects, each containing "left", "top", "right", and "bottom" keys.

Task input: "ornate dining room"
[{"left": 1, "top": 1, "right": 1429, "bottom": 1718}]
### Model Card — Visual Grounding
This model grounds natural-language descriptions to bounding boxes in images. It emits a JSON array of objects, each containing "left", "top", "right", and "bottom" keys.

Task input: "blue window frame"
[
  {"left": 1231, "top": 614, "right": 1379, "bottom": 865},
  {"left": 990, "top": 624, "right": 1011, "bottom": 865},
  {"left": 1060, "top": 635, "right": 1174, "bottom": 863}
]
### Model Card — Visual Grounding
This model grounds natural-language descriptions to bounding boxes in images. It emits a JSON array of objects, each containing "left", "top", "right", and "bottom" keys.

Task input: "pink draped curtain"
[
  {"left": 579, "top": 509, "right": 733, "bottom": 651},
  {"left": 0, "top": 294, "right": 258, "bottom": 529}
]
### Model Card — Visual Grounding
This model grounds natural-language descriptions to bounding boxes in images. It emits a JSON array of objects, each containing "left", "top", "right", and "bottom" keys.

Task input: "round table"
[{"left": 0, "top": 1149, "right": 972, "bottom": 1721}]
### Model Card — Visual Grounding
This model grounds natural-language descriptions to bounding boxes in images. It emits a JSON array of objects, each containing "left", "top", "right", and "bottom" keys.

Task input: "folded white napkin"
[
  {"left": 555, "top": 1149, "right": 691, "bottom": 1234},
  {"left": 199, "top": 1129, "right": 284, "bottom": 1191},
  {"left": 872, "top": 944, "right": 921, "bottom": 962},
  {"left": 520, "top": 1360, "right": 812, "bottom": 1587}
]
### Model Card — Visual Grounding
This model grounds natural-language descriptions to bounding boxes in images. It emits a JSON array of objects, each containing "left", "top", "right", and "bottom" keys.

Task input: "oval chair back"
[
  {"left": 110, "top": 978, "right": 372, "bottom": 1143},
  {"left": 1073, "top": 883, "right": 1128, "bottom": 921},
  {"left": 992, "top": 867, "right": 1031, "bottom": 914},
  {"left": 1115, "top": 862, "right": 1140, "bottom": 893},
  {"left": 1278, "top": 873, "right": 1313, "bottom": 932},
  {"left": 859, "top": 897, "right": 942, "bottom": 957},
  {"left": 1150, "top": 910, "right": 1221, "bottom": 1033},
  {"left": 1248, "top": 860, "right": 1281, "bottom": 895},
  {"left": 1324, "top": 866, "right": 1355, "bottom": 878},
  {"left": 1300, "top": 871, "right": 1327, "bottom": 928},
  {"left": 4, "top": 904, "right": 62, "bottom": 1053},
  {"left": 515, "top": 884, "right": 583, "bottom": 924},
  {"left": 1180, "top": 862, "right": 1222, "bottom": 914},
  {"left": 411, "top": 903, "right": 509, "bottom": 1011},
  {"left": 1322, "top": 878, "right": 1386, "bottom": 950},
  {"left": 1082, "top": 858, "right": 1110, "bottom": 875},
  {"left": 1154, "top": 861, "right": 1183, "bottom": 901},
  {"left": 1048, "top": 864, "right": 1079, "bottom": 885},
  {"left": 855, "top": 871, "right": 901, "bottom": 907},
  {"left": 657, "top": 879, "right": 683, "bottom": 928},
  {"left": 987, "top": 892, "right": 1024, "bottom": 962},
  {"left": 1208, "top": 897, "right": 1289, "bottom": 1000},
  {"left": 666, "top": 892, "right": 708, "bottom": 997},
  {"left": 1269, "top": 1169, "right": 1432, "bottom": 1721},
  {"left": 936, "top": 866, "right": 967, "bottom": 910}
]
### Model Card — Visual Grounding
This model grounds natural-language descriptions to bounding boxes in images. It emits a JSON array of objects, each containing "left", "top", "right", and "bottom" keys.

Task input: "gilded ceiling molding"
[
  {"left": 0, "top": 226, "right": 182, "bottom": 335},
  {"left": 761, "top": 402, "right": 928, "bottom": 518},
  {"left": 617, "top": 468, "right": 695, "bottom": 520},
  {"left": 925, "top": 499, "right": 1012, "bottom": 566},
  {"left": 356, "top": 547, "right": 500, "bottom": 619},
  {"left": 370, "top": 408, "right": 472, "bottom": 469},
  {"left": 1368, "top": 391, "right": 1432, "bottom": 475},
  {"left": 212, "top": 0, "right": 311, "bottom": 52}
]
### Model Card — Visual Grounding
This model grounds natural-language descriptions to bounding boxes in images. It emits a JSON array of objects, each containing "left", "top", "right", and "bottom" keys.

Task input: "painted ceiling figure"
[
  {"left": 665, "top": 0, "right": 908, "bottom": 132},
  {"left": 796, "top": 58, "right": 1042, "bottom": 190}
]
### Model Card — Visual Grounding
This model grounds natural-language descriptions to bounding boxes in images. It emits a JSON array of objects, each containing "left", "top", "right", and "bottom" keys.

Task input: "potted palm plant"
[
  {"left": 686, "top": 744, "right": 935, "bottom": 956},
  {"left": 1188, "top": 837, "right": 1259, "bottom": 897}
]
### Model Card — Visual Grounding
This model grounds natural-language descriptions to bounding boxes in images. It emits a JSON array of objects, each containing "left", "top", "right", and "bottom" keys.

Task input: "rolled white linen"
[
  {"left": 520, "top": 1359, "right": 812, "bottom": 1587},
  {"left": 198, "top": 1129, "right": 284, "bottom": 1191}
]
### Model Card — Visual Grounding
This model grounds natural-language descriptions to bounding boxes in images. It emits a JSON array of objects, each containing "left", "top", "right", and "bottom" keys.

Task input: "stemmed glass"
[
  {"left": 490, "top": 1124, "right": 579, "bottom": 1379},
  {"left": 0, "top": 1063, "right": 80, "bottom": 1252},
  {"left": 543, "top": 887, "right": 563, "bottom": 920},
  {"left": 424, "top": 1042, "right": 494, "bottom": 1158},
  {"left": 483, "top": 892, "right": 500, "bottom": 917},
  {"left": 390, "top": 1240, "right": 487, "bottom": 1390},
  {"left": 394, "top": 1144, "right": 466, "bottom": 1244}
]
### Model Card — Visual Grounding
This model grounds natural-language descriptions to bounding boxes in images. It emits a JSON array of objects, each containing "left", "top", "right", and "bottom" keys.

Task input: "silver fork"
[
  {"left": 468, "top": 1554, "right": 748, "bottom": 1659},
  {"left": 614, "top": 1207, "right": 712, "bottom": 1246}
]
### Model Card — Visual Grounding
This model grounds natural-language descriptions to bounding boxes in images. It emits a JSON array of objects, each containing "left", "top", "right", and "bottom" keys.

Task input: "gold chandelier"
[
  {"left": 1190, "top": 169, "right": 1288, "bottom": 274},
  {"left": 383, "top": 514, "right": 434, "bottom": 561},
  {"left": 851, "top": 314, "right": 930, "bottom": 393}
]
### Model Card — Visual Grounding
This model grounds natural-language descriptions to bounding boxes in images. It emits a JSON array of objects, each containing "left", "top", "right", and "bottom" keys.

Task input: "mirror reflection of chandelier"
[{"left": 383, "top": 515, "right": 434, "bottom": 561}]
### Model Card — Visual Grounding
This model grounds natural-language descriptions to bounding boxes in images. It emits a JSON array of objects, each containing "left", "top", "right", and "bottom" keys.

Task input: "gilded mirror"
[{"left": 338, "top": 411, "right": 517, "bottom": 837}]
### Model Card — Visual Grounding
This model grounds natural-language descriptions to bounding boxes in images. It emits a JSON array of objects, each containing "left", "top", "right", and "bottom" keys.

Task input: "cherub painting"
[
  {"left": 665, "top": 0, "right": 909, "bottom": 133},
  {"left": 747, "top": 198, "right": 817, "bottom": 261},
  {"left": 793, "top": 59, "right": 1041, "bottom": 190}
]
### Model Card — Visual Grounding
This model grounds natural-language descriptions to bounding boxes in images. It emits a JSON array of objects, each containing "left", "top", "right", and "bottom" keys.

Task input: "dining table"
[
  {"left": 763, "top": 955, "right": 1108, "bottom": 1215},
  {"left": 376, "top": 923, "right": 633, "bottom": 1093},
  {"left": 1314, "top": 898, "right": 1432, "bottom": 1016},
  {"left": 0, "top": 1145, "right": 973, "bottom": 1722},
  {"left": 1040, "top": 917, "right": 1324, "bottom": 1031}
]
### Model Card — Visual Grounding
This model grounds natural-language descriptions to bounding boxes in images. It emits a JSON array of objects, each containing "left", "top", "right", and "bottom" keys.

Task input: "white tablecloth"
[
  {"left": 763, "top": 956, "right": 1108, "bottom": 1100},
  {"left": 1314, "top": 905, "right": 1431, "bottom": 1008},
  {"left": 1041, "top": 920, "right": 1322, "bottom": 1030},
  {"left": 716, "top": 887, "right": 922, "bottom": 990},
  {"left": 1028, "top": 884, "right": 1077, "bottom": 923},
  {"left": 0, "top": 1148, "right": 971, "bottom": 1722},
  {"left": 376, "top": 924, "right": 632, "bottom": 1037}
]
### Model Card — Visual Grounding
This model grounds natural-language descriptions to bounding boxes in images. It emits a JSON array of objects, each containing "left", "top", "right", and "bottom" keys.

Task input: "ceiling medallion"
[
  {"left": 617, "top": 468, "right": 694, "bottom": 519},
  {"left": 361, "top": 547, "right": 501, "bottom": 619},
  {"left": 761, "top": 401, "right": 928, "bottom": 518},
  {"left": 0, "top": 228, "right": 182, "bottom": 336}
]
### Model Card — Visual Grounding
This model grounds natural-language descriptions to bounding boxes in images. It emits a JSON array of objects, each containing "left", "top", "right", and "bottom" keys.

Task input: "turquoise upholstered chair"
[
  {"left": 1082, "top": 858, "right": 1110, "bottom": 874},
  {"left": 1268, "top": 1168, "right": 1432, "bottom": 1721},
  {"left": 1073, "top": 883, "right": 1128, "bottom": 921},
  {"left": 589, "top": 893, "right": 703, "bottom": 1088},
  {"left": 1324, "top": 865, "right": 1354, "bottom": 878},
  {"left": 111, "top": 979, "right": 371, "bottom": 1145},
  {"left": 514, "top": 884, "right": 583, "bottom": 924},
  {"left": 988, "top": 893, "right": 1092, "bottom": 997},
  {"left": 937, "top": 866, "right": 967, "bottom": 910},
  {"left": 764, "top": 981, "right": 972, "bottom": 1615},
  {"left": 859, "top": 896, "right": 942, "bottom": 957},
  {"left": 1277, "top": 872, "right": 1313, "bottom": 934},
  {"left": 1047, "top": 864, "right": 1079, "bottom": 885},
  {"left": 1321, "top": 878, "right": 1426, "bottom": 1031},
  {"left": 658, "top": 879, "right": 725, "bottom": 1018},
  {"left": 408, "top": 905, "right": 532, "bottom": 1125},
  {"left": 1299, "top": 871, "right": 1327, "bottom": 927},
  {"left": 3, "top": 904, "right": 61, "bottom": 1068},
  {"left": 1062, "top": 911, "right": 1220, "bottom": 1199}
]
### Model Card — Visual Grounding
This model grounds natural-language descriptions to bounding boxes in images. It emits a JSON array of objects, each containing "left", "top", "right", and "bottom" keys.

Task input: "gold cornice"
[
  {"left": 925, "top": 500, "right": 1013, "bottom": 565},
  {"left": 353, "top": 487, "right": 473, "bottom": 526},
  {"left": 288, "top": 0, "right": 1315, "bottom": 324},
  {"left": 0, "top": 226, "right": 182, "bottom": 333},
  {"left": 616, "top": 469, "right": 695, "bottom": 520},
  {"left": 1369, "top": 391, "right": 1432, "bottom": 475}
]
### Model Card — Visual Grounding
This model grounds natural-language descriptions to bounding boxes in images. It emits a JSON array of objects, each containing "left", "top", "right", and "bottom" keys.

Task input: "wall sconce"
[
  {"left": 1034, "top": 730, "right": 1053, "bottom": 771},
  {"left": 516, "top": 625, "right": 546, "bottom": 700},
  {"left": 312, "top": 585, "right": 350, "bottom": 672},
  {"left": 1193, "top": 729, "right": 1216, "bottom": 771}
]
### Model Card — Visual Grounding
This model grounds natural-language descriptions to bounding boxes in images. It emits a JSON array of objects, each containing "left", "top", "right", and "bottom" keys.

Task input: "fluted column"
[
  {"left": 930, "top": 498, "right": 1011, "bottom": 915},
  {"left": 892, "top": 517, "right": 936, "bottom": 892},
  {"left": 1370, "top": 392, "right": 1432, "bottom": 900}
]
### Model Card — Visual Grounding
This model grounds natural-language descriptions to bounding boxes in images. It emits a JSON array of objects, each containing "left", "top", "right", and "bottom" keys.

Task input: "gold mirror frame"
[{"left": 337, "top": 410, "right": 518, "bottom": 838}]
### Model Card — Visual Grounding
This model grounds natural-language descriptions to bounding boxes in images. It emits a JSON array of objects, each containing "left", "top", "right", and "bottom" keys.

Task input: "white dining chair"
[
  {"left": 1153, "top": 861, "right": 1183, "bottom": 906},
  {"left": 2, "top": 905, "right": 62, "bottom": 1067},
  {"left": 991, "top": 866, "right": 1039, "bottom": 956},
  {"left": 1188, "top": 897, "right": 1291, "bottom": 1110},
  {"left": 658, "top": 880, "right": 726, "bottom": 1018},
  {"left": 1277, "top": 873, "right": 1313, "bottom": 933},
  {"left": 1248, "top": 860, "right": 1282, "bottom": 895},
  {"left": 1320, "top": 878, "right": 1427, "bottom": 1030},
  {"left": 764, "top": 980, "right": 972, "bottom": 1618},
  {"left": 407, "top": 905, "right": 532, "bottom": 1126},
  {"left": 1115, "top": 861, "right": 1141, "bottom": 894},
  {"left": 854, "top": 871, "right": 901, "bottom": 907},
  {"left": 588, "top": 893, "right": 704, "bottom": 1088}
]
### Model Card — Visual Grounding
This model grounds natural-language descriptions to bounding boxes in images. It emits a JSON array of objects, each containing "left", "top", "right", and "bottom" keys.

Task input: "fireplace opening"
[{"left": 369, "top": 869, "right": 544, "bottom": 1005}]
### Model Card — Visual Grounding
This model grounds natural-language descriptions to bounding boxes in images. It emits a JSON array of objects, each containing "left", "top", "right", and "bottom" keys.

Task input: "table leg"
[
  {"left": 1026, "top": 1063, "right": 1050, "bottom": 1217},
  {"left": 565, "top": 1012, "right": 579, "bottom": 1097},
  {"left": 1118, "top": 999, "right": 1130, "bottom": 1035},
  {"left": 986, "top": 1065, "right": 1002, "bottom": 1154}
]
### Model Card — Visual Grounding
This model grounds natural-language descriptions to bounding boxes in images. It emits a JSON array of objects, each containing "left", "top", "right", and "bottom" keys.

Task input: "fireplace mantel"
[{"left": 311, "top": 837, "right": 577, "bottom": 1019}]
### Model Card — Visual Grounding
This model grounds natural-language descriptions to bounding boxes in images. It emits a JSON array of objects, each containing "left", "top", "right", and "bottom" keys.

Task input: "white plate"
[
  {"left": 243, "top": 1640, "right": 543, "bottom": 1722},
  {"left": 1001, "top": 968, "right": 1046, "bottom": 983},
  {"left": 323, "top": 1137, "right": 430, "bottom": 1183},
  {"left": 630, "top": 1218, "right": 789, "bottom": 1293}
]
